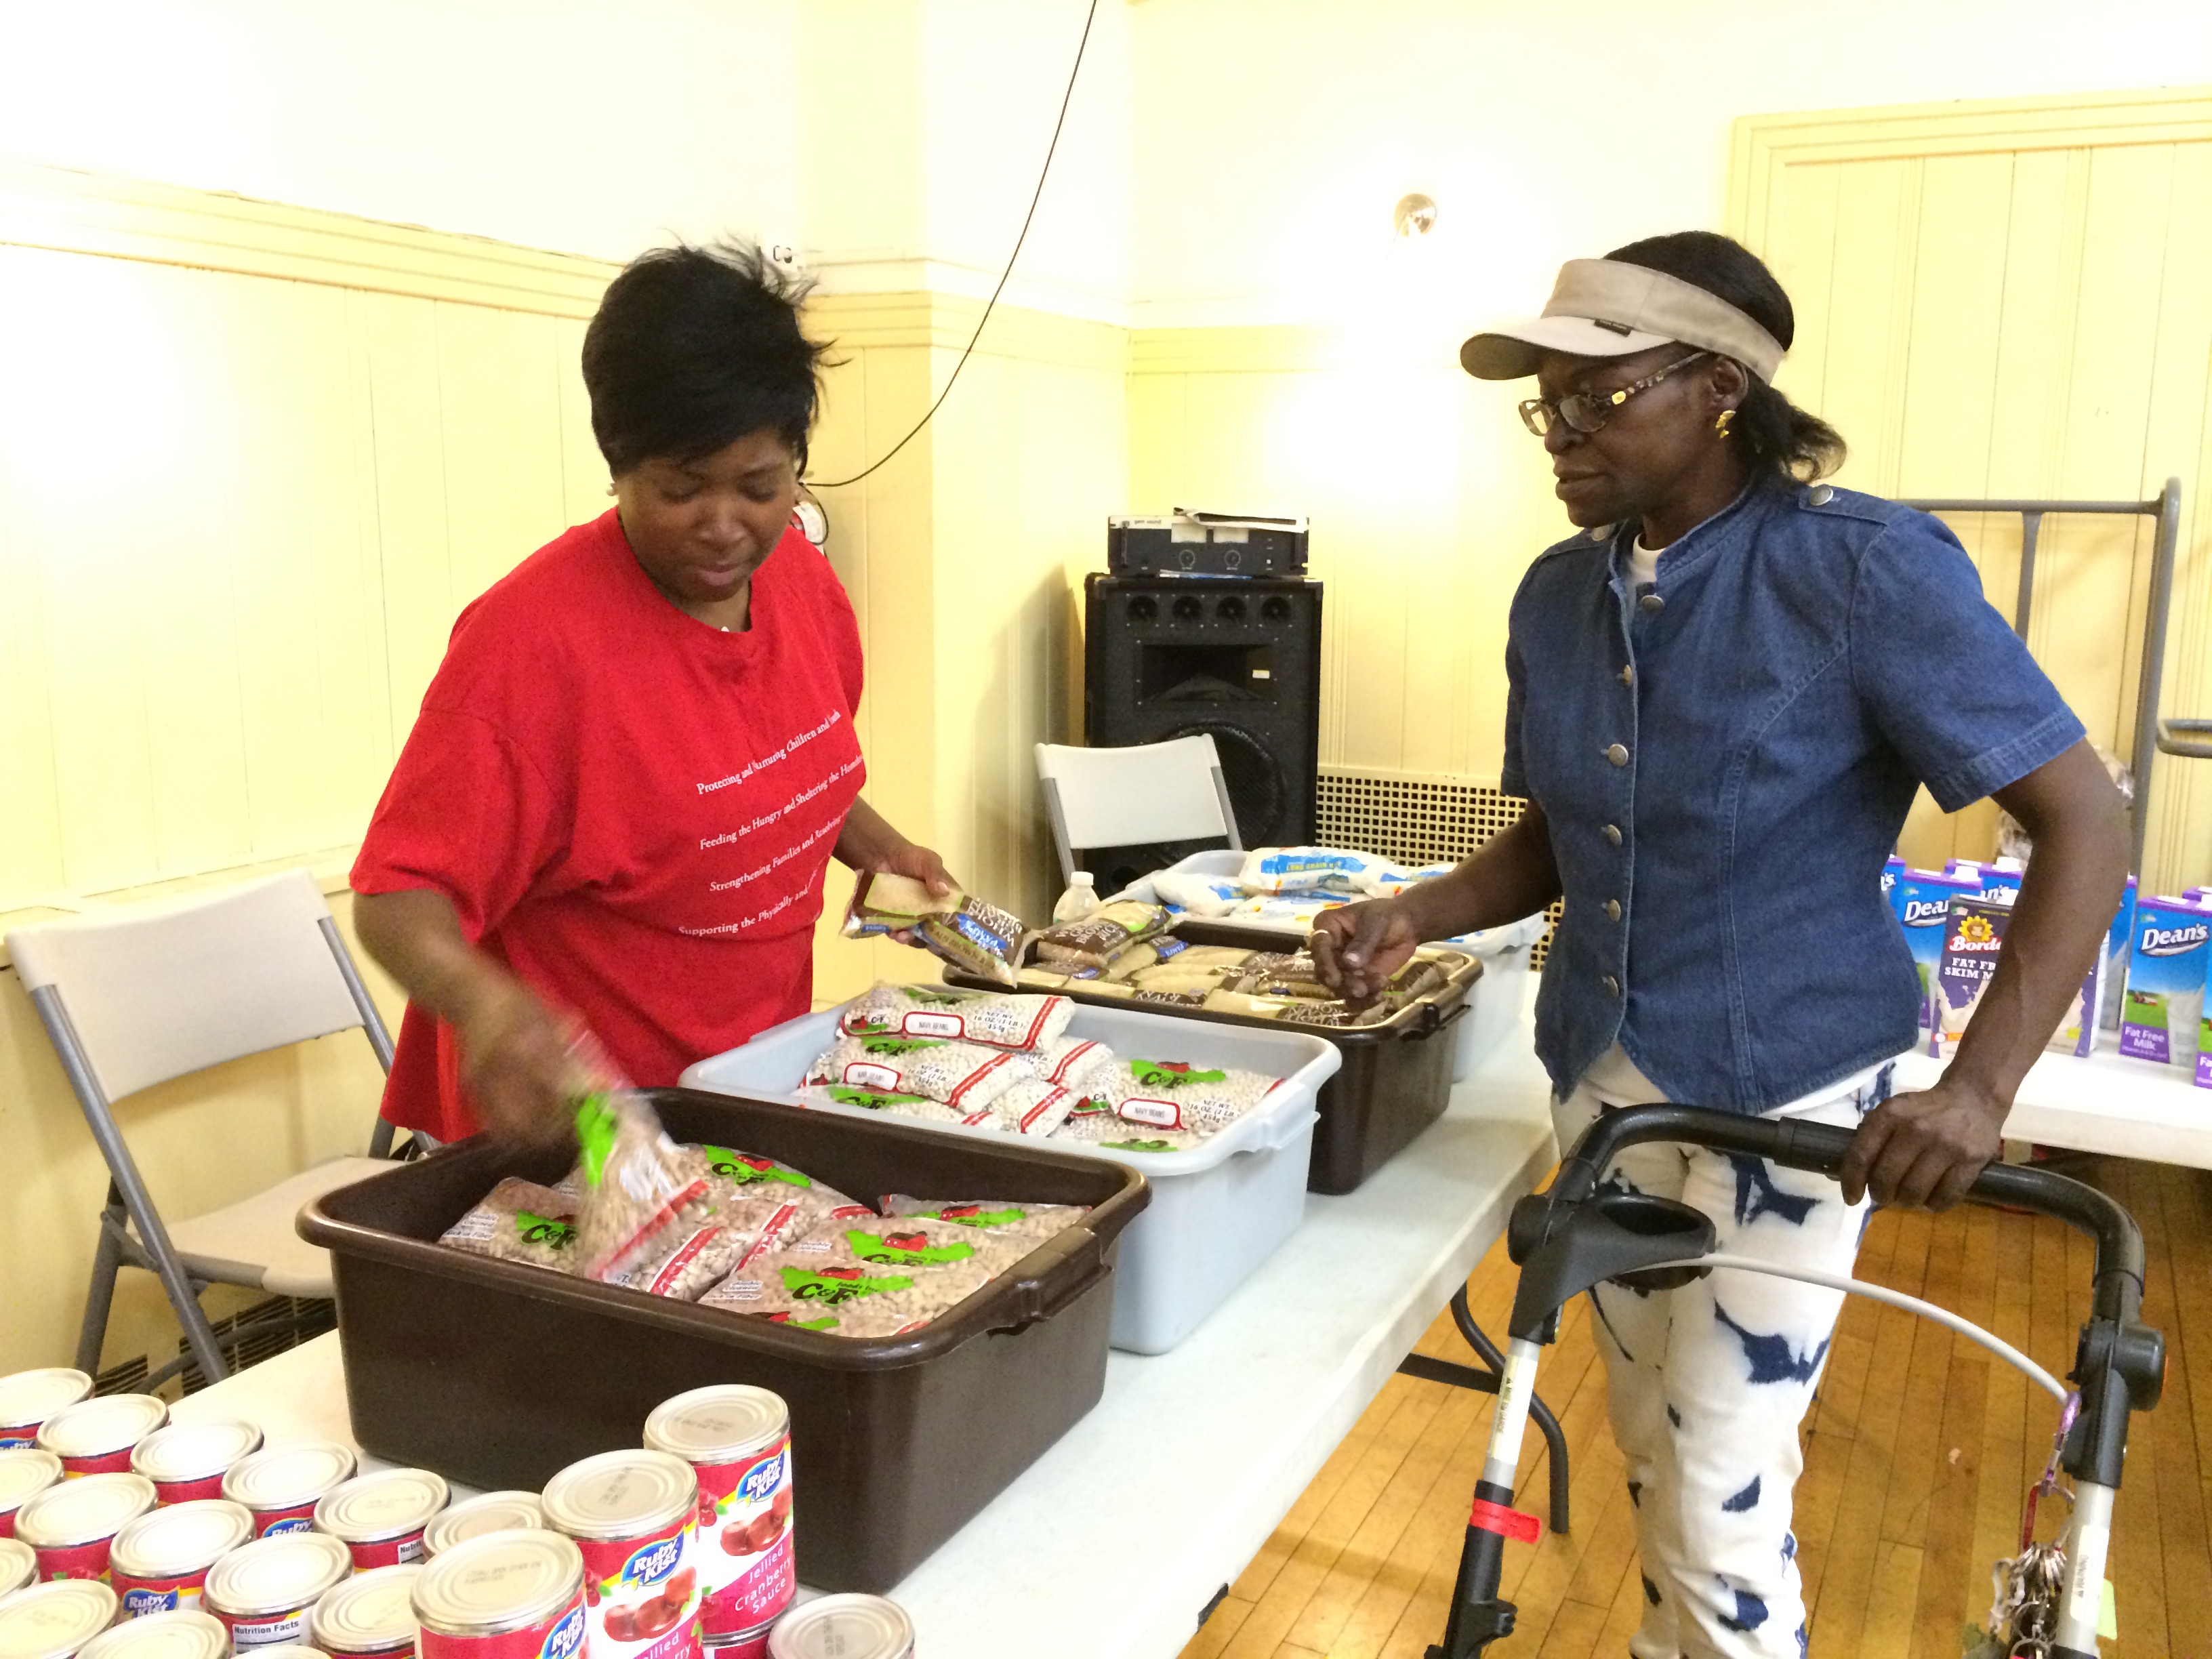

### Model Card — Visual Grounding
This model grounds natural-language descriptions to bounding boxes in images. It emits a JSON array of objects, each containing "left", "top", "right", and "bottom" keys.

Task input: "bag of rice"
[
  {"left": 698, "top": 1214, "right": 1021, "bottom": 1336},
  {"left": 1094, "top": 1056, "right": 1279, "bottom": 1135},
  {"left": 1033, "top": 901, "right": 1172, "bottom": 971},
  {"left": 572, "top": 1092, "right": 719, "bottom": 1282},
  {"left": 1237, "top": 846, "right": 1382, "bottom": 895},
  {"left": 439, "top": 1179, "right": 584, "bottom": 1272},
  {"left": 1031, "top": 1035, "right": 1115, "bottom": 1089},
  {"left": 838, "top": 982, "right": 1072, "bottom": 1051},
  {"left": 880, "top": 1195, "right": 1090, "bottom": 1255},
  {"left": 805, "top": 1033, "right": 1032, "bottom": 1110},
  {"left": 688, "top": 1143, "right": 868, "bottom": 1221},
  {"left": 1150, "top": 872, "right": 1244, "bottom": 916},
  {"left": 840, "top": 872, "right": 1027, "bottom": 987}
]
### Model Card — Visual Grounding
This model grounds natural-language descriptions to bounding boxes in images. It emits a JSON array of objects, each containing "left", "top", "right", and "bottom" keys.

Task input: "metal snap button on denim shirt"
[{"left": 1499, "top": 480, "right": 2084, "bottom": 1112}]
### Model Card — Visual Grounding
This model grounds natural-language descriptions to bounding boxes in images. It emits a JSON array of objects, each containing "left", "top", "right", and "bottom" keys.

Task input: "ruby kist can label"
[
  {"left": 33, "top": 1534, "right": 117, "bottom": 1583},
  {"left": 691, "top": 1441, "right": 792, "bottom": 1642},
  {"left": 248, "top": 1503, "right": 318, "bottom": 1539},
  {"left": 343, "top": 1530, "right": 427, "bottom": 1571},
  {"left": 59, "top": 1449, "right": 138, "bottom": 1480},
  {"left": 419, "top": 1591, "right": 587, "bottom": 1659},
  {"left": 149, "top": 1475, "right": 226, "bottom": 1506},
  {"left": 574, "top": 1515, "right": 701, "bottom": 1659},
  {"left": 115, "top": 1568, "right": 212, "bottom": 1616}
]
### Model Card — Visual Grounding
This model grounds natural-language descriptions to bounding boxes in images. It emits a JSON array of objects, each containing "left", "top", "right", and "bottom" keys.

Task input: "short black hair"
[
  {"left": 581, "top": 240, "right": 827, "bottom": 476},
  {"left": 1605, "top": 230, "right": 1847, "bottom": 484}
]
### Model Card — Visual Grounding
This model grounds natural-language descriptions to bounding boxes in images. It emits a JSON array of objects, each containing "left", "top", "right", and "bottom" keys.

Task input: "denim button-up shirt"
[{"left": 1500, "top": 480, "right": 2083, "bottom": 1112}]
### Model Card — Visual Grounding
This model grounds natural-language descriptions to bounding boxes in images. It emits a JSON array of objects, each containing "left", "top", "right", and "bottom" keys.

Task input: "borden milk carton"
[
  {"left": 1892, "top": 869, "right": 1980, "bottom": 1029},
  {"left": 2118, "top": 895, "right": 2212, "bottom": 1072},
  {"left": 1929, "top": 893, "right": 2013, "bottom": 1058}
]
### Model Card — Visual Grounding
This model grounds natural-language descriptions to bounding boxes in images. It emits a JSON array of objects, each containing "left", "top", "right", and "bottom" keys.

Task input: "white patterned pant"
[{"left": 1552, "top": 1067, "right": 1893, "bottom": 1659}]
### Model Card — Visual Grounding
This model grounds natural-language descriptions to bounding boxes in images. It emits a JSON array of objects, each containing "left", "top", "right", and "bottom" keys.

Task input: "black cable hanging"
[{"left": 804, "top": 0, "right": 1100, "bottom": 493}]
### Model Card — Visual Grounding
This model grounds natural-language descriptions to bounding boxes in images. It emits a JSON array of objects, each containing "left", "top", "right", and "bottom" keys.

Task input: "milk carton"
[
  {"left": 1892, "top": 869, "right": 1981, "bottom": 1029},
  {"left": 1948, "top": 857, "right": 2024, "bottom": 901},
  {"left": 1881, "top": 855, "right": 1905, "bottom": 905},
  {"left": 2100, "top": 876, "right": 2136, "bottom": 1031},
  {"left": 2198, "top": 1010, "right": 2212, "bottom": 1089},
  {"left": 2051, "top": 945, "right": 2104, "bottom": 1058},
  {"left": 1929, "top": 893, "right": 2014, "bottom": 1058},
  {"left": 2118, "top": 895, "right": 2212, "bottom": 1072}
]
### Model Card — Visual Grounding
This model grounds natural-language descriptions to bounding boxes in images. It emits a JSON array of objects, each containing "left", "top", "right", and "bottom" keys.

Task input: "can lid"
[
  {"left": 312, "top": 1563, "right": 424, "bottom": 1652},
  {"left": 538, "top": 1450, "right": 695, "bottom": 1540},
  {"left": 75, "top": 1611, "right": 231, "bottom": 1659},
  {"left": 110, "top": 1500, "right": 255, "bottom": 1578},
  {"left": 202, "top": 1532, "right": 354, "bottom": 1618},
  {"left": 0, "top": 1450, "right": 64, "bottom": 1513},
  {"left": 34, "top": 1395, "right": 168, "bottom": 1460},
  {"left": 0, "top": 1537, "right": 35, "bottom": 1595},
  {"left": 313, "top": 1469, "right": 449, "bottom": 1544},
  {"left": 0, "top": 1373, "right": 92, "bottom": 1437},
  {"left": 247, "top": 1649, "right": 326, "bottom": 1659},
  {"left": 766, "top": 1596, "right": 915, "bottom": 1659},
  {"left": 421, "top": 1492, "right": 542, "bottom": 1557},
  {"left": 14, "top": 1473, "right": 157, "bottom": 1549},
  {"left": 0, "top": 1581, "right": 121, "bottom": 1659},
  {"left": 413, "top": 1530, "right": 584, "bottom": 1637},
  {"left": 131, "top": 1419, "right": 262, "bottom": 1486},
  {"left": 222, "top": 1443, "right": 357, "bottom": 1513},
  {"left": 642, "top": 1387, "right": 787, "bottom": 1462}
]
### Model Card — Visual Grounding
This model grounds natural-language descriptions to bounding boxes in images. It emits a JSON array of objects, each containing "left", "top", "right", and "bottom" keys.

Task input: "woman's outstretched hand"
[{"left": 1309, "top": 897, "right": 1423, "bottom": 1001}]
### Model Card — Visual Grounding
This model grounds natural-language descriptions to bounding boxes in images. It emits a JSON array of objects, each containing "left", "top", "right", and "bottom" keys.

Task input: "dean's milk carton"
[
  {"left": 1881, "top": 855, "right": 1906, "bottom": 907},
  {"left": 2118, "top": 895, "right": 2212, "bottom": 1072},
  {"left": 1892, "top": 869, "right": 1980, "bottom": 1029},
  {"left": 1948, "top": 857, "right": 2024, "bottom": 902}
]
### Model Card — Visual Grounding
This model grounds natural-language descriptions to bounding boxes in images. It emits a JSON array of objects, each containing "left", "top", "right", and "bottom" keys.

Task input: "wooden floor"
[{"left": 1181, "top": 1152, "right": 2212, "bottom": 1659}]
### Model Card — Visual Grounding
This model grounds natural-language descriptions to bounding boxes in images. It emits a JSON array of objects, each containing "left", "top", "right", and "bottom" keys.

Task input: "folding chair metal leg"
[
  {"left": 319, "top": 915, "right": 398, "bottom": 1159},
  {"left": 30, "top": 985, "right": 232, "bottom": 1387},
  {"left": 74, "top": 1187, "right": 130, "bottom": 1376}
]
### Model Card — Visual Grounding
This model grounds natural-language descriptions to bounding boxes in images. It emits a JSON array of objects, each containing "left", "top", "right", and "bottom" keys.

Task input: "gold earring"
[
  {"left": 606, "top": 483, "right": 618, "bottom": 496},
  {"left": 1715, "top": 409, "right": 1736, "bottom": 438}
]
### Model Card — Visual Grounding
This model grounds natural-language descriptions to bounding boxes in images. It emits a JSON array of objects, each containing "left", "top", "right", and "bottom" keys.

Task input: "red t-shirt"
[{"left": 351, "top": 510, "right": 866, "bottom": 1141}]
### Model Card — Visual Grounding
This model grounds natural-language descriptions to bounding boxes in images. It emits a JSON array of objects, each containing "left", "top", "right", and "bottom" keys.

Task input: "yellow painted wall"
[{"left": 1732, "top": 89, "right": 2212, "bottom": 890}]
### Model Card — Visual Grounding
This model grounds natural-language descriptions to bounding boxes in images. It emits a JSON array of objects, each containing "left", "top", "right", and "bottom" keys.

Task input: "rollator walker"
[{"left": 1431, "top": 1105, "right": 2167, "bottom": 1659}]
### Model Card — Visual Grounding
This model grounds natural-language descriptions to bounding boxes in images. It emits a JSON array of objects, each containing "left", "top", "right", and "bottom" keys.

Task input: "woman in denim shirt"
[{"left": 1314, "top": 232, "right": 2128, "bottom": 1658}]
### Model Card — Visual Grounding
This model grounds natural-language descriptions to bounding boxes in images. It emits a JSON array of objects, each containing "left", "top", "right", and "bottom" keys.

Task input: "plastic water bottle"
[{"left": 1052, "top": 872, "right": 1098, "bottom": 924}]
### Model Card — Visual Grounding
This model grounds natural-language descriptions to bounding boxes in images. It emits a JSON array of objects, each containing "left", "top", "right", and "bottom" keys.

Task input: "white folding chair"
[
  {"left": 7, "top": 869, "right": 398, "bottom": 1387},
  {"left": 1034, "top": 735, "right": 1244, "bottom": 886}
]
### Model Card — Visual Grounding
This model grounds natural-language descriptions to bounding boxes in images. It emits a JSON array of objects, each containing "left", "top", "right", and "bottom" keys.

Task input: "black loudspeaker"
[{"left": 1081, "top": 573, "right": 1323, "bottom": 893}]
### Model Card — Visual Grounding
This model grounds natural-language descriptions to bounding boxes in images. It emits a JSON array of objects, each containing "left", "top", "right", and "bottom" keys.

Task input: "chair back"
[
  {"left": 1034, "top": 737, "right": 1242, "bottom": 883},
  {"left": 7, "top": 869, "right": 382, "bottom": 1105}
]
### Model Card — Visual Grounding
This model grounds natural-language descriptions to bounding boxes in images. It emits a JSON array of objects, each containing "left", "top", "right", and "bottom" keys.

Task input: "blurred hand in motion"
[
  {"left": 1309, "top": 897, "right": 1423, "bottom": 1001},
  {"left": 453, "top": 977, "right": 587, "bottom": 1144}
]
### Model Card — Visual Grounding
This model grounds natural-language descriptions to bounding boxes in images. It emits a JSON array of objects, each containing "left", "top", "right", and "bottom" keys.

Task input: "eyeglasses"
[{"left": 1518, "top": 351, "right": 1710, "bottom": 437}]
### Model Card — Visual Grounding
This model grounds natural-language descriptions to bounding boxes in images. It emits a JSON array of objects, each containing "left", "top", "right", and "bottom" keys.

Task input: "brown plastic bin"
[
  {"left": 947, "top": 919, "right": 1477, "bottom": 1194},
  {"left": 297, "top": 1086, "right": 1147, "bottom": 1594}
]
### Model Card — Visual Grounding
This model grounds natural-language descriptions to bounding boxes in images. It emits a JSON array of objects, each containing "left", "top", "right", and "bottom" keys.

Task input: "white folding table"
[{"left": 173, "top": 1004, "right": 1562, "bottom": 1658}]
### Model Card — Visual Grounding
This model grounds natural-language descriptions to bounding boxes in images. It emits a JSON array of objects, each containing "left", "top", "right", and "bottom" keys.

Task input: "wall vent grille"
[{"left": 1314, "top": 768, "right": 1560, "bottom": 966}]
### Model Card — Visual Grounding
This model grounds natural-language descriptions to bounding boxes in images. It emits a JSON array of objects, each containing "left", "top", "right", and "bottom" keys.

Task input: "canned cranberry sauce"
[
  {"left": 642, "top": 1388, "right": 792, "bottom": 1654},
  {"left": 313, "top": 1469, "right": 447, "bottom": 1570},
  {"left": 1, "top": 1448, "right": 65, "bottom": 1540},
  {"left": 313, "top": 1563, "right": 424, "bottom": 1659},
  {"left": 15, "top": 1471, "right": 158, "bottom": 1583},
  {"left": 0, "top": 1369, "right": 94, "bottom": 1451},
  {"left": 419, "top": 1494, "right": 541, "bottom": 1559},
  {"left": 77, "top": 1610, "right": 234, "bottom": 1659},
  {"left": 201, "top": 1531, "right": 352, "bottom": 1652},
  {"left": 539, "top": 1450, "right": 701, "bottom": 1659},
  {"left": 0, "top": 1535, "right": 35, "bottom": 1599},
  {"left": 223, "top": 1444, "right": 356, "bottom": 1539},
  {"left": 37, "top": 1397, "right": 169, "bottom": 1479},
  {"left": 0, "top": 1580, "right": 123, "bottom": 1659},
  {"left": 413, "top": 1529, "right": 588, "bottom": 1659},
  {"left": 109, "top": 1499, "right": 255, "bottom": 1616},
  {"left": 132, "top": 1420, "right": 264, "bottom": 1507},
  {"left": 764, "top": 1596, "right": 914, "bottom": 1659}
]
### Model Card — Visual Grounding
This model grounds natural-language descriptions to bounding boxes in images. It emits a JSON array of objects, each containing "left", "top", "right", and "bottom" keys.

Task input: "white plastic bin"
[
  {"left": 680, "top": 1003, "right": 1340, "bottom": 1354},
  {"left": 1447, "top": 915, "right": 1548, "bottom": 1081}
]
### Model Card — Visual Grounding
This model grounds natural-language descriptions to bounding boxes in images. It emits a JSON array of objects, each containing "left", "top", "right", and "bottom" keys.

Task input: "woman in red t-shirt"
[{"left": 352, "top": 242, "right": 949, "bottom": 1143}]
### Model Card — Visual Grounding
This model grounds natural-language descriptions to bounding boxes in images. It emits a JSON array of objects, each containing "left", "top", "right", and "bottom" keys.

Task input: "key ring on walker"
[{"left": 1427, "top": 1104, "right": 2166, "bottom": 1659}]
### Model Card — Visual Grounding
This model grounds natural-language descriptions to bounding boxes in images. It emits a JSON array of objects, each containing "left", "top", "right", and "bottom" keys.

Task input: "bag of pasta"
[
  {"left": 1033, "top": 901, "right": 1172, "bottom": 971},
  {"left": 840, "top": 872, "right": 1026, "bottom": 987}
]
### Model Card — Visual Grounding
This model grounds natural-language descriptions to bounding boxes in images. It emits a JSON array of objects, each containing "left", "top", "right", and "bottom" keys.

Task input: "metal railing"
[{"left": 1902, "top": 477, "right": 2182, "bottom": 874}]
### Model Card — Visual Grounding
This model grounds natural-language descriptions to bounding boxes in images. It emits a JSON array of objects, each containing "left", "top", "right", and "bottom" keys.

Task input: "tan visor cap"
[{"left": 1460, "top": 258, "right": 1786, "bottom": 382}]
